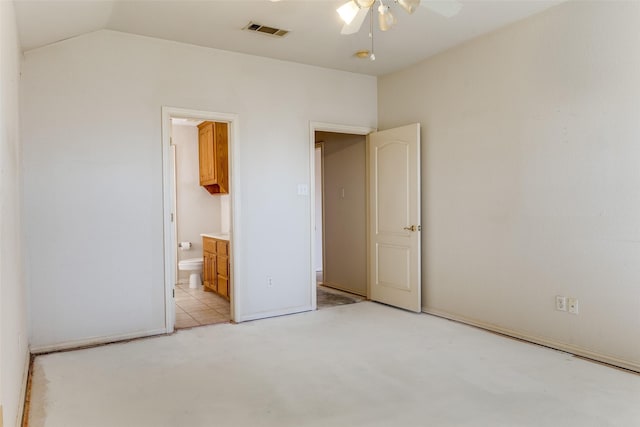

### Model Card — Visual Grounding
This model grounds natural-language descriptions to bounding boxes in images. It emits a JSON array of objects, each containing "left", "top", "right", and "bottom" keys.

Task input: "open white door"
[{"left": 369, "top": 124, "right": 421, "bottom": 312}]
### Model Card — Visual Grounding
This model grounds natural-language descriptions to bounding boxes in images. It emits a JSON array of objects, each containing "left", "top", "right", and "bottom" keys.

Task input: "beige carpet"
[{"left": 29, "top": 302, "right": 640, "bottom": 426}]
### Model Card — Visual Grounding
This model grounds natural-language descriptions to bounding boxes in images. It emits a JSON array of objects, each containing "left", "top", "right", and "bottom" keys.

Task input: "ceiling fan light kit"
[
  {"left": 337, "top": 0, "right": 462, "bottom": 61},
  {"left": 338, "top": 0, "right": 419, "bottom": 32},
  {"left": 338, "top": 0, "right": 462, "bottom": 33},
  {"left": 377, "top": 4, "right": 396, "bottom": 31},
  {"left": 398, "top": 0, "right": 421, "bottom": 14}
]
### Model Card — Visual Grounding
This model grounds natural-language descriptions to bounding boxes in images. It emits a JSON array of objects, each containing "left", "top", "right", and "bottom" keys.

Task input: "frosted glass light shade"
[
  {"left": 355, "top": 0, "right": 376, "bottom": 7},
  {"left": 398, "top": 0, "right": 421, "bottom": 14},
  {"left": 378, "top": 4, "right": 395, "bottom": 31}
]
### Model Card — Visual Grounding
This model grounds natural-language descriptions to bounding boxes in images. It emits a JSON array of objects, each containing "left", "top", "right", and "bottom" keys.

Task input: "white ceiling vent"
[{"left": 243, "top": 22, "right": 289, "bottom": 38}]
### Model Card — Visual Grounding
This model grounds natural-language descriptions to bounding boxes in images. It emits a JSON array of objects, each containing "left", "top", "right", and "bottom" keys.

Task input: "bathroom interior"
[{"left": 172, "top": 117, "right": 231, "bottom": 329}]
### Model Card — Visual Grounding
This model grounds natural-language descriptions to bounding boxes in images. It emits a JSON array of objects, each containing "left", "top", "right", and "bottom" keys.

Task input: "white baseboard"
[
  {"left": 16, "top": 347, "right": 30, "bottom": 426},
  {"left": 423, "top": 307, "right": 640, "bottom": 373},
  {"left": 30, "top": 328, "right": 167, "bottom": 354}
]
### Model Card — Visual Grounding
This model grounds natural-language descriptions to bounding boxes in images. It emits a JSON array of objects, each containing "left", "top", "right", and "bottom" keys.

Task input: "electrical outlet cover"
[
  {"left": 556, "top": 296, "right": 567, "bottom": 311},
  {"left": 568, "top": 298, "right": 579, "bottom": 314}
]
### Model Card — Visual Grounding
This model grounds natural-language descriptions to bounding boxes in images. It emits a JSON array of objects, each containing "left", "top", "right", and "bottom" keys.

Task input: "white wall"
[
  {"left": 21, "top": 30, "right": 377, "bottom": 349},
  {"left": 378, "top": 1, "right": 640, "bottom": 370},
  {"left": 0, "top": 1, "right": 29, "bottom": 425},
  {"left": 220, "top": 194, "right": 230, "bottom": 234},
  {"left": 318, "top": 132, "right": 367, "bottom": 296},
  {"left": 172, "top": 123, "right": 220, "bottom": 282}
]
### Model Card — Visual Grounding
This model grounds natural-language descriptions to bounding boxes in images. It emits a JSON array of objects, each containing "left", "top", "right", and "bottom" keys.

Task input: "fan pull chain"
[{"left": 369, "top": 7, "right": 376, "bottom": 60}]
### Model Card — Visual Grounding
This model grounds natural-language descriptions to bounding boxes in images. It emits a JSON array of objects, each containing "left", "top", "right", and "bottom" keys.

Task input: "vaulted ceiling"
[{"left": 14, "top": 0, "right": 563, "bottom": 76}]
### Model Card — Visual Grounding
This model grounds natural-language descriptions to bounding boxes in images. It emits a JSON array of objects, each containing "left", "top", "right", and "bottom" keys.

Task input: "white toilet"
[{"left": 178, "top": 258, "right": 203, "bottom": 289}]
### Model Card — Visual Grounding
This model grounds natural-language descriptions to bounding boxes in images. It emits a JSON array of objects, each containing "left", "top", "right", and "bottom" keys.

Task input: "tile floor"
[
  {"left": 175, "top": 271, "right": 361, "bottom": 329},
  {"left": 175, "top": 283, "right": 230, "bottom": 329}
]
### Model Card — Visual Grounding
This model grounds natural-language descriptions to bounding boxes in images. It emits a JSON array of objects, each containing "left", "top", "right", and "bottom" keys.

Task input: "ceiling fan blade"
[
  {"left": 341, "top": 7, "right": 369, "bottom": 35},
  {"left": 422, "top": 0, "right": 463, "bottom": 18}
]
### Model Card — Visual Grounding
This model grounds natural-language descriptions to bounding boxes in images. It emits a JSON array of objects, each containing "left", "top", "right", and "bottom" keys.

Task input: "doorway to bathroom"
[{"left": 162, "top": 107, "right": 239, "bottom": 333}]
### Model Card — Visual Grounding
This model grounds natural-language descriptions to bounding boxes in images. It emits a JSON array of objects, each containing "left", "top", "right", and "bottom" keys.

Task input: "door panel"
[
  {"left": 376, "top": 142, "right": 410, "bottom": 234},
  {"left": 376, "top": 244, "right": 411, "bottom": 291},
  {"left": 369, "top": 124, "right": 421, "bottom": 312}
]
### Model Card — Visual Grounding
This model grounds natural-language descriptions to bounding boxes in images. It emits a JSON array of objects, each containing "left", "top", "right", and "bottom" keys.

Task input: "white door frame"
[
  {"left": 309, "top": 122, "right": 375, "bottom": 308},
  {"left": 162, "top": 107, "right": 241, "bottom": 332},
  {"left": 314, "top": 143, "right": 324, "bottom": 275}
]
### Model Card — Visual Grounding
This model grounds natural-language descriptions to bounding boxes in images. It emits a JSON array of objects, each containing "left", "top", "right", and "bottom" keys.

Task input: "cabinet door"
[
  {"left": 216, "top": 240, "right": 228, "bottom": 255},
  {"left": 217, "top": 255, "right": 228, "bottom": 277},
  {"left": 198, "top": 122, "right": 216, "bottom": 186},
  {"left": 217, "top": 276, "right": 229, "bottom": 298},
  {"left": 202, "top": 252, "right": 212, "bottom": 292},
  {"left": 197, "top": 121, "right": 229, "bottom": 194},
  {"left": 202, "top": 253, "right": 210, "bottom": 289},
  {"left": 203, "top": 237, "right": 216, "bottom": 253},
  {"left": 215, "top": 122, "right": 229, "bottom": 193},
  {"left": 213, "top": 253, "right": 219, "bottom": 291}
]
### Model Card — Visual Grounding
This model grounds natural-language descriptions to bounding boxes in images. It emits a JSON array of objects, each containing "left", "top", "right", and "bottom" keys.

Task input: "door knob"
[{"left": 403, "top": 225, "right": 421, "bottom": 232}]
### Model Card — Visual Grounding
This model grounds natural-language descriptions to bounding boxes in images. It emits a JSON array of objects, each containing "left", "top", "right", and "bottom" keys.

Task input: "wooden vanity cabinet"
[
  {"left": 197, "top": 121, "right": 229, "bottom": 195},
  {"left": 202, "top": 236, "right": 230, "bottom": 300},
  {"left": 216, "top": 241, "right": 229, "bottom": 298},
  {"left": 202, "top": 238, "right": 217, "bottom": 293}
]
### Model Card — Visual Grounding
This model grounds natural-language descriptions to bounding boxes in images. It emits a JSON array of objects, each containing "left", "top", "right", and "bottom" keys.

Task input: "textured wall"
[
  {"left": 379, "top": 1, "right": 640, "bottom": 370},
  {"left": 22, "top": 30, "right": 377, "bottom": 349},
  {"left": 0, "top": 1, "right": 29, "bottom": 425}
]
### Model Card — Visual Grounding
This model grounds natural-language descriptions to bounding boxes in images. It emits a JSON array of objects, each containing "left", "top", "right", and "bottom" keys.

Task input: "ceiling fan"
[{"left": 337, "top": 0, "right": 463, "bottom": 35}]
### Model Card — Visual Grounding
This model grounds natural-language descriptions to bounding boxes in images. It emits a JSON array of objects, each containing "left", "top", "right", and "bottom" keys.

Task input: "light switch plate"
[{"left": 297, "top": 184, "right": 309, "bottom": 196}]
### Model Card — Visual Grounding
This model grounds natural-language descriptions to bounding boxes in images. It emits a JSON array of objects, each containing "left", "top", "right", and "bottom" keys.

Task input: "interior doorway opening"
[
  {"left": 171, "top": 118, "right": 232, "bottom": 329},
  {"left": 314, "top": 130, "right": 369, "bottom": 309},
  {"left": 310, "top": 122, "right": 422, "bottom": 314},
  {"left": 162, "top": 107, "right": 239, "bottom": 333}
]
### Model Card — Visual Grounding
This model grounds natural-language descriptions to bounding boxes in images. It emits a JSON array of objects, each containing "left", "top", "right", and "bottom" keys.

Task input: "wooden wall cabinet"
[
  {"left": 202, "top": 236, "right": 230, "bottom": 300},
  {"left": 197, "top": 121, "right": 229, "bottom": 194}
]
